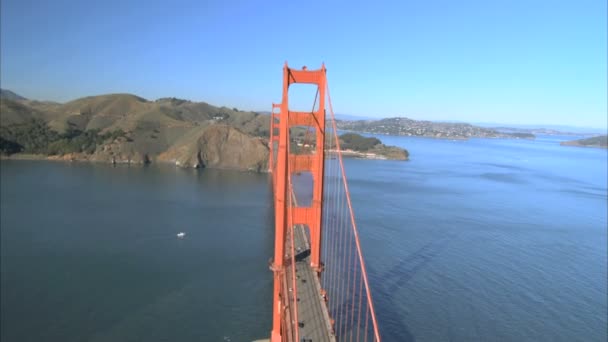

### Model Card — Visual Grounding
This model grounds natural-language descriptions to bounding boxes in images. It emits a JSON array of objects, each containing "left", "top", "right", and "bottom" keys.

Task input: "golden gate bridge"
[{"left": 267, "top": 63, "right": 381, "bottom": 342}]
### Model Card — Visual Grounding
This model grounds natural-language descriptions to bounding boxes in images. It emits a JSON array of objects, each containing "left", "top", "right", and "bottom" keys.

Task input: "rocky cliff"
[{"left": 157, "top": 125, "right": 268, "bottom": 171}]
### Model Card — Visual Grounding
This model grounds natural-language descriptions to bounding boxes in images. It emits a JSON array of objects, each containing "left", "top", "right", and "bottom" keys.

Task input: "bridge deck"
[{"left": 285, "top": 222, "right": 335, "bottom": 342}]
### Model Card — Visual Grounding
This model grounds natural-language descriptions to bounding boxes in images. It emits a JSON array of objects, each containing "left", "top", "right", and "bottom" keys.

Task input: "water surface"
[
  {"left": 1, "top": 134, "right": 606, "bottom": 341},
  {"left": 1, "top": 163, "right": 273, "bottom": 341},
  {"left": 347, "top": 135, "right": 607, "bottom": 341}
]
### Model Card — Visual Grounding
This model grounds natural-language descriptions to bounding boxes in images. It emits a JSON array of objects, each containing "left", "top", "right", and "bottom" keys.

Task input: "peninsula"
[
  {"left": 0, "top": 90, "right": 407, "bottom": 169},
  {"left": 560, "top": 135, "right": 608, "bottom": 149},
  {"left": 335, "top": 133, "right": 408, "bottom": 160}
]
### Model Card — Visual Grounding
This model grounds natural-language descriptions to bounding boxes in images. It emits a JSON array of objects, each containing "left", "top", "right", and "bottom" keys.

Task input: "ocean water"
[{"left": 1, "top": 135, "right": 606, "bottom": 341}]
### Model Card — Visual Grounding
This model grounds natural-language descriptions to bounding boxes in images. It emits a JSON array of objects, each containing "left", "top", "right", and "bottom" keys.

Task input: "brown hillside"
[
  {"left": 0, "top": 98, "right": 40, "bottom": 126},
  {"left": 51, "top": 93, "right": 150, "bottom": 132},
  {"left": 158, "top": 124, "right": 268, "bottom": 170},
  {"left": 0, "top": 92, "right": 272, "bottom": 171}
]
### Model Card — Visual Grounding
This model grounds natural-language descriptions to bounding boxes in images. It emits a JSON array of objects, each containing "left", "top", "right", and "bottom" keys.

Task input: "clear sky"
[{"left": 1, "top": 0, "right": 606, "bottom": 128}]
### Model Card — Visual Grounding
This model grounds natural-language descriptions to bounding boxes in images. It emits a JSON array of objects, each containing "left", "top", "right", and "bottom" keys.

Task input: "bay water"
[{"left": 1, "top": 134, "right": 606, "bottom": 341}]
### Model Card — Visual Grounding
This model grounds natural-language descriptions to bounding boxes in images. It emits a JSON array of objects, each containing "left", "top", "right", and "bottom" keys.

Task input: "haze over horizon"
[{"left": 1, "top": 0, "right": 606, "bottom": 129}]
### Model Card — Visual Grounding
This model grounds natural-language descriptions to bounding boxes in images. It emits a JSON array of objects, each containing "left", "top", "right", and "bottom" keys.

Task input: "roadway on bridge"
[{"left": 284, "top": 188, "right": 335, "bottom": 342}]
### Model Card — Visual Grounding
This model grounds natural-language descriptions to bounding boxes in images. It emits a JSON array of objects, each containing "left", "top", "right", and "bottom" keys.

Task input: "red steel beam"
[{"left": 271, "top": 62, "right": 327, "bottom": 342}]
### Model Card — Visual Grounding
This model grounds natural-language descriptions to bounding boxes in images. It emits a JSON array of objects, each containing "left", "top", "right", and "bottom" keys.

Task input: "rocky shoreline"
[
  {"left": 0, "top": 152, "right": 270, "bottom": 173},
  {"left": 1, "top": 124, "right": 270, "bottom": 172}
]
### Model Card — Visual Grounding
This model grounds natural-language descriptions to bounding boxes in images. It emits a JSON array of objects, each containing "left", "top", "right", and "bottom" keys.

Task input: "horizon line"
[{"left": 2, "top": 87, "right": 606, "bottom": 132}]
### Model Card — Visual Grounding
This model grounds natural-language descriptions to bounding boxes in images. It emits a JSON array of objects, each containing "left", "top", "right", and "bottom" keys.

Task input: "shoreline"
[
  {"left": 326, "top": 149, "right": 408, "bottom": 161},
  {"left": 2, "top": 149, "right": 407, "bottom": 166},
  {"left": 337, "top": 129, "right": 535, "bottom": 141},
  {"left": 559, "top": 142, "right": 608, "bottom": 149},
  {"left": 0, "top": 153, "right": 270, "bottom": 173}
]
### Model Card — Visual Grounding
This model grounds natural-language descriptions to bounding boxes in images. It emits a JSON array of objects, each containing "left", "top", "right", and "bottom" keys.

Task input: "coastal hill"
[
  {"left": 337, "top": 117, "right": 535, "bottom": 140},
  {"left": 1, "top": 90, "right": 270, "bottom": 170},
  {"left": 490, "top": 126, "right": 599, "bottom": 137},
  {"left": 560, "top": 135, "right": 608, "bottom": 149},
  {"left": 0, "top": 90, "right": 407, "bottom": 169}
]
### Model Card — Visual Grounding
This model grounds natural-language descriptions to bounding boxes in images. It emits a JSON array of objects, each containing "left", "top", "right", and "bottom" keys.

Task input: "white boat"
[{"left": 177, "top": 232, "right": 186, "bottom": 238}]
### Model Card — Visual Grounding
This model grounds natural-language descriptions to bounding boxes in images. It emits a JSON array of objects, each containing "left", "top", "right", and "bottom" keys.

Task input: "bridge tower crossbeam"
[{"left": 270, "top": 63, "right": 327, "bottom": 342}]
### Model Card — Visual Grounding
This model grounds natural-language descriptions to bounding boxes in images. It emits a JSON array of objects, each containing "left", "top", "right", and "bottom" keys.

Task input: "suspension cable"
[{"left": 327, "top": 82, "right": 381, "bottom": 341}]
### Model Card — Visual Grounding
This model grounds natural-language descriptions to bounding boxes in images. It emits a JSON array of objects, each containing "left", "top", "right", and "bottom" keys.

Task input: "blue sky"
[{"left": 1, "top": 0, "right": 606, "bottom": 128}]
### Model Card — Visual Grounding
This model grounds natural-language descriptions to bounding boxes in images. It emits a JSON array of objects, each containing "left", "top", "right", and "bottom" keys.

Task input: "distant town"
[{"left": 336, "top": 117, "right": 536, "bottom": 140}]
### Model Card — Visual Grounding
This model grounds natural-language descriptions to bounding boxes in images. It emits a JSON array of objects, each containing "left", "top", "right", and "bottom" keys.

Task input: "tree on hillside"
[
  {"left": 339, "top": 133, "right": 381, "bottom": 151},
  {"left": 0, "top": 136, "right": 22, "bottom": 154},
  {"left": 0, "top": 119, "right": 128, "bottom": 155}
]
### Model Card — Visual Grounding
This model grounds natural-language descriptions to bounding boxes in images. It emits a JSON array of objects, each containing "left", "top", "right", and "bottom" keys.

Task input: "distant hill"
[
  {"left": 560, "top": 135, "right": 608, "bottom": 149},
  {"left": 475, "top": 122, "right": 605, "bottom": 135},
  {"left": 0, "top": 89, "right": 27, "bottom": 101},
  {"left": 490, "top": 126, "right": 602, "bottom": 137},
  {"left": 336, "top": 117, "right": 535, "bottom": 140}
]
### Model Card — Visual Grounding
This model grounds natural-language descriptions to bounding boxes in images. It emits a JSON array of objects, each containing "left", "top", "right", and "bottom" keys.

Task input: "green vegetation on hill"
[
  {"left": 0, "top": 136, "right": 22, "bottom": 154},
  {"left": 0, "top": 119, "right": 59, "bottom": 154},
  {"left": 339, "top": 133, "right": 382, "bottom": 151},
  {"left": 338, "top": 132, "right": 409, "bottom": 160},
  {"left": 0, "top": 118, "right": 126, "bottom": 155}
]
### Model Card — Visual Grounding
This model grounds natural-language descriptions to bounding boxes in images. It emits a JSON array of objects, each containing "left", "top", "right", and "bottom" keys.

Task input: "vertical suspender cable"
[{"left": 327, "top": 82, "right": 381, "bottom": 342}]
